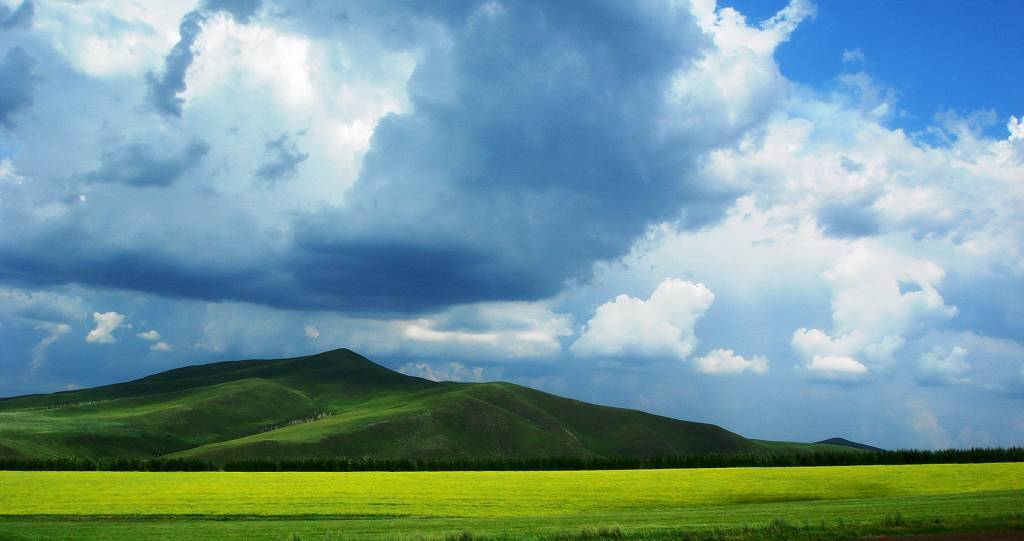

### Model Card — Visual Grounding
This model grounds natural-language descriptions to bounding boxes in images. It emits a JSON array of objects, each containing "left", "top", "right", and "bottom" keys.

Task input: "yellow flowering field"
[{"left": 1, "top": 463, "right": 1021, "bottom": 518}]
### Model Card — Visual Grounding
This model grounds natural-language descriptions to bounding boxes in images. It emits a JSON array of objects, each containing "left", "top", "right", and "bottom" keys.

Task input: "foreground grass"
[
  {"left": 0, "top": 464, "right": 1021, "bottom": 540},
  {"left": 1, "top": 499, "right": 1021, "bottom": 540}
]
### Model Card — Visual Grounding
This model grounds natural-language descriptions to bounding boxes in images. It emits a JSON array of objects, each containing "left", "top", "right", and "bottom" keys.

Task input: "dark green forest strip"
[{"left": 0, "top": 447, "right": 1021, "bottom": 472}]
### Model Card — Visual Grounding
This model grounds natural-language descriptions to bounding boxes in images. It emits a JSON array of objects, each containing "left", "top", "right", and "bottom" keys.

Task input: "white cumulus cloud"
[
  {"left": 136, "top": 329, "right": 171, "bottom": 350},
  {"left": 136, "top": 329, "right": 161, "bottom": 341},
  {"left": 31, "top": 1, "right": 190, "bottom": 78},
  {"left": 669, "top": 0, "right": 814, "bottom": 148},
  {"left": 805, "top": 355, "right": 868, "bottom": 380},
  {"left": 791, "top": 244, "right": 957, "bottom": 380},
  {"left": 304, "top": 325, "right": 320, "bottom": 339},
  {"left": 694, "top": 348, "right": 768, "bottom": 375},
  {"left": 1008, "top": 115, "right": 1024, "bottom": 142},
  {"left": 571, "top": 279, "right": 714, "bottom": 361},
  {"left": 399, "top": 302, "right": 572, "bottom": 360},
  {"left": 85, "top": 311, "right": 126, "bottom": 344}
]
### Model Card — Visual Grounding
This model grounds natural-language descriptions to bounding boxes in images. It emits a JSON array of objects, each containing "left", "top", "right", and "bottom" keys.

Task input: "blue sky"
[
  {"left": 1, "top": 0, "right": 1022, "bottom": 450},
  {"left": 759, "top": 0, "right": 1024, "bottom": 136}
]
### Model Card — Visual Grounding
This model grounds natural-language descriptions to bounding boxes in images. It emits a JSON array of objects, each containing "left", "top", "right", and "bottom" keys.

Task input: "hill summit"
[
  {"left": 0, "top": 349, "right": 857, "bottom": 460},
  {"left": 815, "top": 437, "right": 884, "bottom": 452}
]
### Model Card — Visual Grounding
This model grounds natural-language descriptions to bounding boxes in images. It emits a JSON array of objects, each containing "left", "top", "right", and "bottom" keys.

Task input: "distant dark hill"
[
  {"left": 0, "top": 349, "right": 854, "bottom": 461},
  {"left": 816, "top": 437, "right": 884, "bottom": 452}
]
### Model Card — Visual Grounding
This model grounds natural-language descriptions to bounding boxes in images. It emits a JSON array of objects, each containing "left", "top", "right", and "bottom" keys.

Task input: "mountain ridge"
[{"left": 0, "top": 348, "right": 863, "bottom": 460}]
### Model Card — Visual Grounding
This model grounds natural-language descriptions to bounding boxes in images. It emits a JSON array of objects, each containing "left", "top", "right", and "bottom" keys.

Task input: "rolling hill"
[
  {"left": 0, "top": 348, "right": 859, "bottom": 460},
  {"left": 815, "top": 437, "right": 885, "bottom": 452}
]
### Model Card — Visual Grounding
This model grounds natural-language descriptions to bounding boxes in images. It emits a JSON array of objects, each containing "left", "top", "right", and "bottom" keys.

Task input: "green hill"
[
  {"left": 0, "top": 349, "right": 850, "bottom": 461},
  {"left": 816, "top": 437, "right": 884, "bottom": 452}
]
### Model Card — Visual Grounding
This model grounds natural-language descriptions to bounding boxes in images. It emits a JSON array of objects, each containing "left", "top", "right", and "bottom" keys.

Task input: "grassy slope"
[
  {"left": 750, "top": 439, "right": 866, "bottom": 455},
  {"left": 0, "top": 349, "right": 845, "bottom": 460}
]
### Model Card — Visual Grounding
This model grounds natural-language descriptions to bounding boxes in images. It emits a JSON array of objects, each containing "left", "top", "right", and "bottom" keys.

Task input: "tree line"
[{"left": 1, "top": 447, "right": 1022, "bottom": 472}]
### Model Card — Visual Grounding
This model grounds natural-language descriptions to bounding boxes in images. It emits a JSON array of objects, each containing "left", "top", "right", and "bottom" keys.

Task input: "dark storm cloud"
[
  {"left": 146, "top": 1, "right": 262, "bottom": 117},
  {"left": 0, "top": 1, "right": 742, "bottom": 314},
  {"left": 0, "top": 1, "right": 33, "bottom": 30},
  {"left": 82, "top": 139, "right": 210, "bottom": 187},
  {"left": 0, "top": 243, "right": 256, "bottom": 308},
  {"left": 255, "top": 133, "right": 308, "bottom": 186},
  {"left": 287, "top": 236, "right": 553, "bottom": 312},
  {"left": 0, "top": 234, "right": 541, "bottom": 314},
  {"left": 145, "top": 10, "right": 204, "bottom": 117},
  {"left": 284, "top": 1, "right": 729, "bottom": 310},
  {"left": 0, "top": 47, "right": 37, "bottom": 129}
]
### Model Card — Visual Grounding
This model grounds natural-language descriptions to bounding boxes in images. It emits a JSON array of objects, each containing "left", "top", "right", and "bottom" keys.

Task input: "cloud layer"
[{"left": 0, "top": 0, "right": 760, "bottom": 314}]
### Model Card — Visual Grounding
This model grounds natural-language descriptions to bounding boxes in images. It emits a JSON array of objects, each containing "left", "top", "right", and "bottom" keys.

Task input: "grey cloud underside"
[
  {"left": 943, "top": 269, "right": 1024, "bottom": 341},
  {"left": 145, "top": 10, "right": 204, "bottom": 118},
  {"left": 0, "top": 1, "right": 32, "bottom": 31},
  {"left": 0, "top": 47, "right": 36, "bottom": 129},
  {"left": 817, "top": 199, "right": 881, "bottom": 238},
  {"left": 146, "top": 0, "right": 263, "bottom": 117},
  {"left": 0, "top": 1, "right": 743, "bottom": 313},
  {"left": 0, "top": 241, "right": 530, "bottom": 313},
  {"left": 256, "top": 133, "right": 308, "bottom": 186},
  {"left": 281, "top": 1, "right": 733, "bottom": 310},
  {"left": 83, "top": 139, "right": 209, "bottom": 187}
]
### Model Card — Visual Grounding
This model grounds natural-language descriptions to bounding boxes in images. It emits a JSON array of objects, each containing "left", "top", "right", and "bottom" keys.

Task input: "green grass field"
[{"left": 1, "top": 463, "right": 1022, "bottom": 540}]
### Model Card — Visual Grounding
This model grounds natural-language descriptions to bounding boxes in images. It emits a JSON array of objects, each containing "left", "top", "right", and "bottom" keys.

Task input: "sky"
[{"left": 0, "top": 0, "right": 1022, "bottom": 450}]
